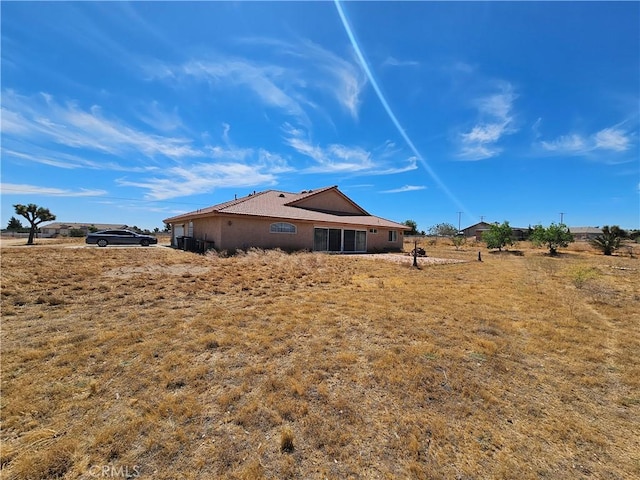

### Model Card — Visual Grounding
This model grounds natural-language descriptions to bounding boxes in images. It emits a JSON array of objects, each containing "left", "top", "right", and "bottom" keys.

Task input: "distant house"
[
  {"left": 40, "top": 222, "right": 128, "bottom": 238},
  {"left": 569, "top": 227, "right": 602, "bottom": 241},
  {"left": 460, "top": 222, "right": 494, "bottom": 240},
  {"left": 461, "top": 222, "right": 530, "bottom": 241},
  {"left": 163, "top": 186, "right": 408, "bottom": 253}
]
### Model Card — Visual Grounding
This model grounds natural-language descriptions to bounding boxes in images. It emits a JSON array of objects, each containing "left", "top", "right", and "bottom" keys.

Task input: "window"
[
  {"left": 369, "top": 228, "right": 378, "bottom": 234},
  {"left": 270, "top": 222, "right": 296, "bottom": 234},
  {"left": 388, "top": 230, "right": 398, "bottom": 242}
]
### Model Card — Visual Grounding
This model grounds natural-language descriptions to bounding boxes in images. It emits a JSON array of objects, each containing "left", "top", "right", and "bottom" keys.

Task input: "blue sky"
[{"left": 2, "top": 1, "right": 639, "bottom": 232}]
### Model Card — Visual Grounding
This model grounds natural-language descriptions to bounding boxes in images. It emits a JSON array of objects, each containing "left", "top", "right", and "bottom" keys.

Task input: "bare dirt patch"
[{"left": 348, "top": 252, "right": 468, "bottom": 265}]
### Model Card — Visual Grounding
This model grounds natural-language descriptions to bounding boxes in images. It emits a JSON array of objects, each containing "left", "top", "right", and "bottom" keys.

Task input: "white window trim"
[
  {"left": 388, "top": 230, "right": 398, "bottom": 242},
  {"left": 270, "top": 222, "right": 297, "bottom": 234}
]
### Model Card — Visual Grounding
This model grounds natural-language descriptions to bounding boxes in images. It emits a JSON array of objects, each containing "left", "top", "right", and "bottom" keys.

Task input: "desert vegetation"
[{"left": 1, "top": 238, "right": 638, "bottom": 479}]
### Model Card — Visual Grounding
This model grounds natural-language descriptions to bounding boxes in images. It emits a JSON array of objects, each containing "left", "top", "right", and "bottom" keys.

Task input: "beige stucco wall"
[
  {"left": 189, "top": 215, "right": 313, "bottom": 251},
  {"left": 175, "top": 214, "right": 404, "bottom": 252},
  {"left": 292, "top": 189, "right": 364, "bottom": 214},
  {"left": 218, "top": 217, "right": 314, "bottom": 251},
  {"left": 365, "top": 229, "right": 404, "bottom": 252}
]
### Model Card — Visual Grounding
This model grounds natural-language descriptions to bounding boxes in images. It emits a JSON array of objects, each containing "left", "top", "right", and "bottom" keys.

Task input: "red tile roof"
[{"left": 164, "top": 186, "right": 407, "bottom": 229}]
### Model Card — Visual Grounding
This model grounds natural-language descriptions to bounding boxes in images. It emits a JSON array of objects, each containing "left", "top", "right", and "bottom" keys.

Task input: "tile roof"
[{"left": 164, "top": 186, "right": 407, "bottom": 229}]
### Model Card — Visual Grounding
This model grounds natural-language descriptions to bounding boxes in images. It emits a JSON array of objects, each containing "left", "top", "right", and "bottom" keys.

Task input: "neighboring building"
[
  {"left": 461, "top": 222, "right": 530, "bottom": 241},
  {"left": 460, "top": 222, "right": 494, "bottom": 240},
  {"left": 163, "top": 186, "right": 408, "bottom": 253},
  {"left": 569, "top": 226, "right": 602, "bottom": 241},
  {"left": 40, "top": 222, "right": 128, "bottom": 238}
]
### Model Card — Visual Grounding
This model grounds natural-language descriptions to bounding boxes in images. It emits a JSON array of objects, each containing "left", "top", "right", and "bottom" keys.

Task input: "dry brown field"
[{"left": 1, "top": 238, "right": 639, "bottom": 479}]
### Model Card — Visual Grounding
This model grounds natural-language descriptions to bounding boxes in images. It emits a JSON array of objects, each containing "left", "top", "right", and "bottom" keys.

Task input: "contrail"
[{"left": 334, "top": 0, "right": 474, "bottom": 220}]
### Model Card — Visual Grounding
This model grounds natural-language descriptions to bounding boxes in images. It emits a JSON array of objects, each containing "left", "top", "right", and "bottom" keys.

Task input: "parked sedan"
[{"left": 85, "top": 229, "right": 158, "bottom": 247}]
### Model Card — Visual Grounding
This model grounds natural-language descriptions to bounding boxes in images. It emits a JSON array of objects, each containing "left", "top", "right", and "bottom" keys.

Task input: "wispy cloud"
[
  {"left": 382, "top": 56, "right": 419, "bottom": 68},
  {"left": 381, "top": 185, "right": 427, "bottom": 193},
  {"left": 135, "top": 100, "right": 183, "bottom": 133},
  {"left": 1, "top": 148, "right": 156, "bottom": 172},
  {"left": 1, "top": 183, "right": 106, "bottom": 197},
  {"left": 540, "top": 126, "right": 633, "bottom": 156},
  {"left": 2, "top": 90, "right": 201, "bottom": 160},
  {"left": 457, "top": 84, "right": 518, "bottom": 161},
  {"left": 283, "top": 125, "right": 417, "bottom": 175},
  {"left": 117, "top": 162, "right": 277, "bottom": 200},
  {"left": 146, "top": 38, "right": 367, "bottom": 125},
  {"left": 2, "top": 90, "right": 294, "bottom": 199}
]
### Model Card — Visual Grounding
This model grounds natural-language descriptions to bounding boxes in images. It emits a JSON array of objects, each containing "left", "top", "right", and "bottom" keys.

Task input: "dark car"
[{"left": 85, "top": 229, "right": 158, "bottom": 247}]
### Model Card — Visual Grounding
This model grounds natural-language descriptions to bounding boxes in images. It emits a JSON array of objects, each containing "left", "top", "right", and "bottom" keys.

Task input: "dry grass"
[{"left": 1, "top": 240, "right": 638, "bottom": 479}]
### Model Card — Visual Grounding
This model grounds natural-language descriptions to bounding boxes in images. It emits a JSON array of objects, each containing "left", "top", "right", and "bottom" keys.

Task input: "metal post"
[{"left": 413, "top": 240, "right": 418, "bottom": 267}]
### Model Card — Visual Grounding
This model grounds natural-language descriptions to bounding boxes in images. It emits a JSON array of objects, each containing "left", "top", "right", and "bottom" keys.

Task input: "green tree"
[
  {"left": 6, "top": 216, "right": 24, "bottom": 231},
  {"left": 88, "top": 224, "right": 99, "bottom": 233},
  {"left": 590, "top": 225, "right": 626, "bottom": 255},
  {"left": 403, "top": 220, "right": 419, "bottom": 235},
  {"left": 530, "top": 223, "right": 574, "bottom": 256},
  {"left": 428, "top": 223, "right": 458, "bottom": 237},
  {"left": 482, "top": 221, "right": 513, "bottom": 251},
  {"left": 13, "top": 203, "right": 56, "bottom": 245},
  {"left": 452, "top": 234, "right": 466, "bottom": 251}
]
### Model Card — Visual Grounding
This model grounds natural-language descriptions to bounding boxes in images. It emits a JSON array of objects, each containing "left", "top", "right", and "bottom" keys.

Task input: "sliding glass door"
[{"left": 313, "top": 228, "right": 366, "bottom": 252}]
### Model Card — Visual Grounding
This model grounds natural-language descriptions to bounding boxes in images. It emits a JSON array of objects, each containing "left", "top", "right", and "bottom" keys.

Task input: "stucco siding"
[
  {"left": 190, "top": 216, "right": 312, "bottom": 251},
  {"left": 187, "top": 215, "right": 403, "bottom": 252},
  {"left": 366, "top": 229, "right": 403, "bottom": 252},
  {"left": 292, "top": 189, "right": 364, "bottom": 214},
  {"left": 192, "top": 217, "right": 222, "bottom": 246}
]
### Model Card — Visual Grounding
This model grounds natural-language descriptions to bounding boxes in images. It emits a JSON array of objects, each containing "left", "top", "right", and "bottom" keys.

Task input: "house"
[
  {"left": 569, "top": 226, "right": 602, "bottom": 241},
  {"left": 40, "top": 222, "right": 128, "bottom": 238},
  {"left": 163, "top": 186, "right": 408, "bottom": 253},
  {"left": 461, "top": 222, "right": 530, "bottom": 241},
  {"left": 460, "top": 222, "right": 494, "bottom": 240}
]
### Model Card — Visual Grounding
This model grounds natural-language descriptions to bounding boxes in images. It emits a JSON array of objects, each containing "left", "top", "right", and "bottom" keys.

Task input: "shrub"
[
  {"left": 530, "top": 223, "right": 574, "bottom": 255},
  {"left": 590, "top": 226, "right": 626, "bottom": 256}
]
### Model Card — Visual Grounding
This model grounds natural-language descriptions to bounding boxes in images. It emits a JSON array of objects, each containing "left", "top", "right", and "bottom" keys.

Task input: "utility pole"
[
  {"left": 559, "top": 212, "right": 566, "bottom": 224},
  {"left": 457, "top": 212, "right": 462, "bottom": 232}
]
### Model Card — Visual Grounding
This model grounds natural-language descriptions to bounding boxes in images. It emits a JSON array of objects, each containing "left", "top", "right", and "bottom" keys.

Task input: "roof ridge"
[
  {"left": 211, "top": 189, "right": 274, "bottom": 211},
  {"left": 284, "top": 185, "right": 337, "bottom": 205}
]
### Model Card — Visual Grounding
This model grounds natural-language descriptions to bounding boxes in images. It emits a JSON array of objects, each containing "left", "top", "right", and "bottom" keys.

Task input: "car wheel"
[
  {"left": 97, "top": 239, "right": 108, "bottom": 247},
  {"left": 140, "top": 239, "right": 150, "bottom": 247}
]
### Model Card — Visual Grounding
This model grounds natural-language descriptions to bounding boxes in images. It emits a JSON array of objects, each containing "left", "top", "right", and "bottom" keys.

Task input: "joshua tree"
[{"left": 13, "top": 203, "right": 56, "bottom": 245}]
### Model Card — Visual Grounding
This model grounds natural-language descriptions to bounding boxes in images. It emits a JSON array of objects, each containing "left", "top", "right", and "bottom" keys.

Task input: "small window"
[
  {"left": 388, "top": 230, "right": 398, "bottom": 242},
  {"left": 369, "top": 228, "right": 378, "bottom": 234},
  {"left": 270, "top": 222, "right": 297, "bottom": 234}
]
